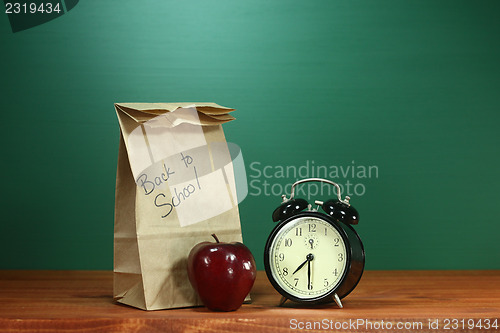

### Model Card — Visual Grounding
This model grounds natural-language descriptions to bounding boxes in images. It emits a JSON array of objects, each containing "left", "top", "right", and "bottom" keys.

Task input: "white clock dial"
[{"left": 269, "top": 216, "right": 348, "bottom": 299}]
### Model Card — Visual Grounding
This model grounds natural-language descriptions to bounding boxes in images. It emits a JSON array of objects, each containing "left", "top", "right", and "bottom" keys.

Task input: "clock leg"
[
  {"left": 333, "top": 293, "right": 343, "bottom": 308},
  {"left": 279, "top": 296, "right": 288, "bottom": 306}
]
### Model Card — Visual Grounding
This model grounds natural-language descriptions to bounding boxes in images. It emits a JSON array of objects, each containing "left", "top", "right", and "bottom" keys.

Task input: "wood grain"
[{"left": 0, "top": 270, "right": 499, "bottom": 332}]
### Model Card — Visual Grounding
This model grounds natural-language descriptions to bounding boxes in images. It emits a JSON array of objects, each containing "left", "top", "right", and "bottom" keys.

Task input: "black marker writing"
[
  {"left": 180, "top": 152, "right": 193, "bottom": 168},
  {"left": 137, "top": 163, "right": 175, "bottom": 195},
  {"left": 153, "top": 161, "right": 202, "bottom": 219}
]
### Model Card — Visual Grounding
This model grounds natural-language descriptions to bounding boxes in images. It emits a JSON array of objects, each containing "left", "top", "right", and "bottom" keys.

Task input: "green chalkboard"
[{"left": 1, "top": 0, "right": 499, "bottom": 270}]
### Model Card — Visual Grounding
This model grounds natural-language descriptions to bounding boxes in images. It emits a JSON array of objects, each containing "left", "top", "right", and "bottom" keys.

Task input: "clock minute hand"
[
  {"left": 307, "top": 253, "right": 314, "bottom": 290},
  {"left": 307, "top": 259, "right": 312, "bottom": 290}
]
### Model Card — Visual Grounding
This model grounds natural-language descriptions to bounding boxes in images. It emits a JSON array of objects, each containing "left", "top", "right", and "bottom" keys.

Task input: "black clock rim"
[
  {"left": 263, "top": 211, "right": 352, "bottom": 304},
  {"left": 336, "top": 223, "right": 365, "bottom": 299}
]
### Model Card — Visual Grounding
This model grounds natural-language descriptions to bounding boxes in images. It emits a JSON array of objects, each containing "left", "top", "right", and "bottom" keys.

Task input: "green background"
[{"left": 1, "top": 0, "right": 499, "bottom": 270}]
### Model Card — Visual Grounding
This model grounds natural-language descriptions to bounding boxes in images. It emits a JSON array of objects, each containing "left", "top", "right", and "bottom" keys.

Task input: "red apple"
[{"left": 187, "top": 234, "right": 257, "bottom": 311}]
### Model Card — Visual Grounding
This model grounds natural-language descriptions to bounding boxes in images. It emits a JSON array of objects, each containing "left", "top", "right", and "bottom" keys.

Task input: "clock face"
[{"left": 267, "top": 215, "right": 348, "bottom": 300}]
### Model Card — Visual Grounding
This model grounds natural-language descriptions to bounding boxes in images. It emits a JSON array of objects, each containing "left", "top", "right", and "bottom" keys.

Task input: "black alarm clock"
[{"left": 264, "top": 178, "right": 365, "bottom": 308}]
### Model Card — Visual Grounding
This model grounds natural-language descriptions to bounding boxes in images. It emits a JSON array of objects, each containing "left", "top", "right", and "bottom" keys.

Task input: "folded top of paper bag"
[{"left": 114, "top": 102, "right": 235, "bottom": 125}]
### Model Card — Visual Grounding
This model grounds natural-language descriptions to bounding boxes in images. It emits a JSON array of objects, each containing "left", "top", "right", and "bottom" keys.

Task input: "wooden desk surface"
[{"left": 0, "top": 270, "right": 499, "bottom": 332}]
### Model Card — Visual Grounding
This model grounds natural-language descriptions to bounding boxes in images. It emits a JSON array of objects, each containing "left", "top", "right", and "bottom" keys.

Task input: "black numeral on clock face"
[
  {"left": 283, "top": 267, "right": 289, "bottom": 276},
  {"left": 284, "top": 238, "right": 293, "bottom": 247},
  {"left": 309, "top": 224, "right": 316, "bottom": 232},
  {"left": 295, "top": 227, "right": 302, "bottom": 236}
]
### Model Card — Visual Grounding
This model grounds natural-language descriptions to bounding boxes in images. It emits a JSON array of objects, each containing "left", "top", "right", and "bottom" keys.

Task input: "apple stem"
[{"left": 211, "top": 234, "right": 220, "bottom": 243}]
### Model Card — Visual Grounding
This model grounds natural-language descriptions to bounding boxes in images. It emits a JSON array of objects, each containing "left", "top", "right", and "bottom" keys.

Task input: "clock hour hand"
[
  {"left": 292, "top": 253, "right": 314, "bottom": 275},
  {"left": 292, "top": 259, "right": 308, "bottom": 275}
]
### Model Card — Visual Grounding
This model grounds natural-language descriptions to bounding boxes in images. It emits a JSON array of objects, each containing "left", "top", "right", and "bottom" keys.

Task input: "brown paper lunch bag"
[{"left": 113, "top": 102, "right": 245, "bottom": 310}]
